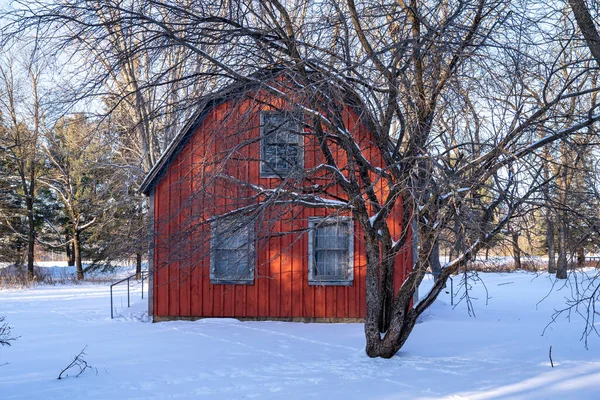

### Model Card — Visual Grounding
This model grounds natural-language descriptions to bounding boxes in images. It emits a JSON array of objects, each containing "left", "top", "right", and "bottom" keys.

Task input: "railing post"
[{"left": 110, "top": 271, "right": 148, "bottom": 317}]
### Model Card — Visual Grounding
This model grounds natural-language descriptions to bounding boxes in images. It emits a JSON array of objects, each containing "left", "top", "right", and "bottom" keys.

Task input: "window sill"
[
  {"left": 308, "top": 279, "right": 353, "bottom": 286},
  {"left": 209, "top": 279, "right": 254, "bottom": 285},
  {"left": 259, "top": 172, "right": 287, "bottom": 179}
]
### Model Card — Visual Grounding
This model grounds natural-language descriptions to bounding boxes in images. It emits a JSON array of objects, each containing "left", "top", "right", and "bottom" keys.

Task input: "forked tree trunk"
[{"left": 365, "top": 233, "right": 434, "bottom": 359}]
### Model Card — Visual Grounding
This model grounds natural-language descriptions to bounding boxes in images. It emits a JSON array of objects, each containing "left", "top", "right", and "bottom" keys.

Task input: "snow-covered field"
[{"left": 1, "top": 271, "right": 600, "bottom": 400}]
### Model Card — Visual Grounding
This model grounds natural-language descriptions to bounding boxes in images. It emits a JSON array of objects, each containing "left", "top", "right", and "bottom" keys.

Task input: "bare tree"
[
  {"left": 0, "top": 48, "right": 47, "bottom": 278},
  {"left": 5, "top": 0, "right": 600, "bottom": 358}
]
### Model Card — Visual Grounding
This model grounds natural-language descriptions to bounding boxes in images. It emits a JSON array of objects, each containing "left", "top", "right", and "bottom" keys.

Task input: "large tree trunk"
[
  {"left": 511, "top": 231, "right": 521, "bottom": 270},
  {"left": 365, "top": 230, "right": 435, "bottom": 359},
  {"left": 73, "top": 231, "right": 84, "bottom": 280},
  {"left": 364, "top": 235, "right": 384, "bottom": 358}
]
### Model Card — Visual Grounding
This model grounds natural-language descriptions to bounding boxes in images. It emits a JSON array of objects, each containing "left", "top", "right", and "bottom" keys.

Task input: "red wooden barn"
[{"left": 140, "top": 70, "right": 414, "bottom": 321}]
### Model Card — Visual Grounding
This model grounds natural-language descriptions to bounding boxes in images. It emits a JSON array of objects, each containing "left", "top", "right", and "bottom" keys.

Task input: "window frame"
[
  {"left": 210, "top": 216, "right": 255, "bottom": 285},
  {"left": 259, "top": 110, "right": 304, "bottom": 178},
  {"left": 307, "top": 216, "right": 354, "bottom": 286}
]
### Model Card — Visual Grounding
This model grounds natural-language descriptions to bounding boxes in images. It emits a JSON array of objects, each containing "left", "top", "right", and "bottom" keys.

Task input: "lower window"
[
  {"left": 210, "top": 217, "right": 255, "bottom": 284},
  {"left": 308, "top": 217, "right": 354, "bottom": 285}
]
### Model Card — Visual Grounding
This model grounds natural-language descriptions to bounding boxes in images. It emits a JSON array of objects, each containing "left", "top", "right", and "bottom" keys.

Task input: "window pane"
[
  {"left": 316, "top": 223, "right": 347, "bottom": 250},
  {"left": 264, "top": 144, "right": 299, "bottom": 172},
  {"left": 211, "top": 218, "right": 254, "bottom": 284},
  {"left": 263, "top": 113, "right": 298, "bottom": 143},
  {"left": 261, "top": 111, "right": 301, "bottom": 175},
  {"left": 215, "top": 224, "right": 249, "bottom": 249},
  {"left": 264, "top": 129, "right": 298, "bottom": 145},
  {"left": 313, "top": 220, "right": 350, "bottom": 280},
  {"left": 215, "top": 249, "right": 250, "bottom": 279},
  {"left": 316, "top": 250, "right": 347, "bottom": 277}
]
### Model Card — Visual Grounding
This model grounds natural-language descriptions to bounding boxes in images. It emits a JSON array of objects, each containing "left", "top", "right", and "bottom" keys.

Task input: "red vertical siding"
[{"left": 152, "top": 93, "right": 412, "bottom": 320}]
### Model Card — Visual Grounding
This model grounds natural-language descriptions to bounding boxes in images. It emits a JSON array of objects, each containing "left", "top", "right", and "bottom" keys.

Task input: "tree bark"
[
  {"left": 136, "top": 252, "right": 142, "bottom": 279},
  {"left": 26, "top": 195, "right": 35, "bottom": 280},
  {"left": 511, "top": 231, "right": 521, "bottom": 270},
  {"left": 73, "top": 231, "right": 84, "bottom": 280},
  {"left": 379, "top": 256, "right": 394, "bottom": 333},
  {"left": 547, "top": 218, "right": 556, "bottom": 273},
  {"left": 577, "top": 247, "right": 585, "bottom": 268},
  {"left": 567, "top": 0, "right": 600, "bottom": 67},
  {"left": 364, "top": 236, "right": 384, "bottom": 357},
  {"left": 556, "top": 222, "right": 568, "bottom": 279},
  {"left": 66, "top": 242, "right": 75, "bottom": 267},
  {"left": 430, "top": 240, "right": 442, "bottom": 281}
]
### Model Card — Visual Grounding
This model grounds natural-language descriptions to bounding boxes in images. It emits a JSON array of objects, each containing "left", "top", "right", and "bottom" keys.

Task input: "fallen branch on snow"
[{"left": 58, "top": 346, "right": 96, "bottom": 379}]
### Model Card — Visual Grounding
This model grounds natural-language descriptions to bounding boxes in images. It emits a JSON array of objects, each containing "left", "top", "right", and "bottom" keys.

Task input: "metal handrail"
[{"left": 110, "top": 270, "right": 148, "bottom": 319}]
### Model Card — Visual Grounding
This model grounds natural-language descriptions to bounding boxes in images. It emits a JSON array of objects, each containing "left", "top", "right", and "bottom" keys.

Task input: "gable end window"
[
  {"left": 260, "top": 111, "right": 303, "bottom": 177},
  {"left": 210, "top": 217, "right": 255, "bottom": 285},
  {"left": 308, "top": 217, "right": 354, "bottom": 286}
]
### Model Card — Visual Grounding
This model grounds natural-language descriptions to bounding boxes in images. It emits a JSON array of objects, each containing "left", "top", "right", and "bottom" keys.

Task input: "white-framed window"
[
  {"left": 308, "top": 217, "right": 354, "bottom": 286},
  {"left": 210, "top": 217, "right": 255, "bottom": 284},
  {"left": 260, "top": 111, "right": 303, "bottom": 177}
]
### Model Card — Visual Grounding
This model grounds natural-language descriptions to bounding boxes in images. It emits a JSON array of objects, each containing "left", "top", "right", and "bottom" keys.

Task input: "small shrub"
[{"left": 0, "top": 316, "right": 17, "bottom": 347}]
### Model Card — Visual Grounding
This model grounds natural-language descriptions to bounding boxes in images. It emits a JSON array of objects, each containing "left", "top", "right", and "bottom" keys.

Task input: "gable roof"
[
  {"left": 139, "top": 68, "right": 287, "bottom": 195},
  {"left": 139, "top": 66, "right": 381, "bottom": 196}
]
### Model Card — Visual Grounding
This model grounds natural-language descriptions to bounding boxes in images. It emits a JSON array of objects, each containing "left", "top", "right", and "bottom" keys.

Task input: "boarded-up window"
[
  {"left": 308, "top": 217, "right": 354, "bottom": 285},
  {"left": 210, "top": 217, "right": 255, "bottom": 284},
  {"left": 260, "top": 111, "right": 302, "bottom": 177}
]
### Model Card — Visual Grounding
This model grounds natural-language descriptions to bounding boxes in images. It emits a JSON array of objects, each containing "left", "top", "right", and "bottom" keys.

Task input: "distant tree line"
[{"left": 0, "top": 51, "right": 148, "bottom": 279}]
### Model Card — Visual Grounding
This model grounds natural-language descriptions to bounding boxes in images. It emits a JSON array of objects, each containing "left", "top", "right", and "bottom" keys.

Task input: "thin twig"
[{"left": 57, "top": 346, "right": 93, "bottom": 379}]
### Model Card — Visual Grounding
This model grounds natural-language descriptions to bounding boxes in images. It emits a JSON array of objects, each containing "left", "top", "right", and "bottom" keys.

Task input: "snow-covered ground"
[{"left": 1, "top": 271, "right": 600, "bottom": 399}]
